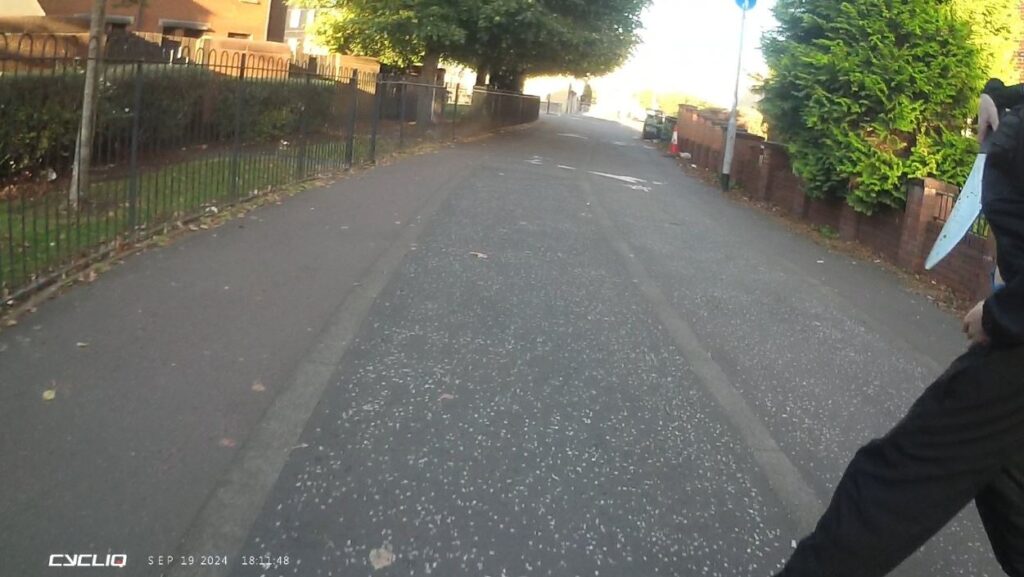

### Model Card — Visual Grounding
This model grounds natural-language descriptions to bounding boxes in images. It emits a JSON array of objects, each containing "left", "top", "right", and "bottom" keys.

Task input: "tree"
[
  {"left": 309, "top": 1, "right": 467, "bottom": 125},
  {"left": 308, "top": 0, "right": 649, "bottom": 92},
  {"left": 760, "top": 0, "right": 984, "bottom": 214},
  {"left": 467, "top": 0, "right": 648, "bottom": 90},
  {"left": 950, "top": 0, "right": 1024, "bottom": 82},
  {"left": 69, "top": 0, "right": 108, "bottom": 207}
]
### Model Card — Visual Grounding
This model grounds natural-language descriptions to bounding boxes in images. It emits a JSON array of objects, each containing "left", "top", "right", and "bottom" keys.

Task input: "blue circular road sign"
[{"left": 736, "top": 0, "right": 756, "bottom": 9}]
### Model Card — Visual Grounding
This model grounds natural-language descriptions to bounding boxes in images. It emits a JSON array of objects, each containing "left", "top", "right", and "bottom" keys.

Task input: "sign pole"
[{"left": 721, "top": 0, "right": 752, "bottom": 191}]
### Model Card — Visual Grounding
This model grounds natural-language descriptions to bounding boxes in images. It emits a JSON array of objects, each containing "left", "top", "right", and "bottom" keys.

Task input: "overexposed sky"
[{"left": 594, "top": 0, "right": 778, "bottom": 108}]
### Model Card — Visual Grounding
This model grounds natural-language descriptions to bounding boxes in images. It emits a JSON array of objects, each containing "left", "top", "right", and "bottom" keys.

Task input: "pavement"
[{"left": 0, "top": 115, "right": 1001, "bottom": 577}]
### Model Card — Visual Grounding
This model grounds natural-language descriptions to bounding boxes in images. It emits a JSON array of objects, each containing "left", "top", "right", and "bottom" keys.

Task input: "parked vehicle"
[{"left": 642, "top": 110, "right": 664, "bottom": 140}]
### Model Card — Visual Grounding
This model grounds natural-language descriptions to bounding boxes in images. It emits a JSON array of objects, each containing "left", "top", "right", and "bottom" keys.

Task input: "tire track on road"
[{"left": 575, "top": 142, "right": 824, "bottom": 536}]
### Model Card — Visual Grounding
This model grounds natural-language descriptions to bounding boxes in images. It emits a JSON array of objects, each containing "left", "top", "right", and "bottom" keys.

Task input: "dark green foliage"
[
  {"left": 760, "top": 0, "right": 985, "bottom": 213},
  {"left": 0, "top": 66, "right": 348, "bottom": 183},
  {"left": 307, "top": 0, "right": 650, "bottom": 89},
  {"left": 0, "top": 72, "right": 84, "bottom": 182}
]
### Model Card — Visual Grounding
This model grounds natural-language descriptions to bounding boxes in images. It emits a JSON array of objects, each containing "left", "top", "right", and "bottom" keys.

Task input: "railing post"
[
  {"left": 452, "top": 84, "right": 460, "bottom": 141},
  {"left": 345, "top": 70, "right": 358, "bottom": 168},
  {"left": 230, "top": 53, "right": 247, "bottom": 199},
  {"left": 127, "top": 60, "right": 143, "bottom": 235},
  {"left": 296, "top": 62, "right": 311, "bottom": 179},
  {"left": 369, "top": 74, "right": 382, "bottom": 164},
  {"left": 399, "top": 81, "right": 407, "bottom": 150}
]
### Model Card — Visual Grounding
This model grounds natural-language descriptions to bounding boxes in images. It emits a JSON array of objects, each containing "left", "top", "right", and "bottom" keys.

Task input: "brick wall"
[
  {"left": 807, "top": 197, "right": 843, "bottom": 230},
  {"left": 37, "top": 0, "right": 283, "bottom": 42},
  {"left": 856, "top": 208, "right": 903, "bottom": 262},
  {"left": 674, "top": 105, "right": 995, "bottom": 301},
  {"left": 924, "top": 222, "right": 992, "bottom": 298},
  {"left": 1020, "top": 1, "right": 1024, "bottom": 82},
  {"left": 731, "top": 133, "right": 764, "bottom": 193}
]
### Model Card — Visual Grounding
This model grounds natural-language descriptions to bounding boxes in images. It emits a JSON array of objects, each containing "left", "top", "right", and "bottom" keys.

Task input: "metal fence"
[
  {"left": 0, "top": 33, "right": 540, "bottom": 300},
  {"left": 935, "top": 191, "right": 991, "bottom": 238}
]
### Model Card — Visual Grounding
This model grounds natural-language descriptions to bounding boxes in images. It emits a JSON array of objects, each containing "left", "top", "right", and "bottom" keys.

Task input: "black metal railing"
[
  {"left": 934, "top": 191, "right": 990, "bottom": 239},
  {"left": 0, "top": 32, "right": 540, "bottom": 300}
]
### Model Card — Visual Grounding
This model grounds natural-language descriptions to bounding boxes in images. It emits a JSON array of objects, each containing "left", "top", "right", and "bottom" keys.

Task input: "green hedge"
[
  {"left": 0, "top": 65, "right": 350, "bottom": 183},
  {"left": 760, "top": 0, "right": 983, "bottom": 214}
]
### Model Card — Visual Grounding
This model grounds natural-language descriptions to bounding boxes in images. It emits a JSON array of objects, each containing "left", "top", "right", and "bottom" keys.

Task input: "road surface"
[{"left": 0, "top": 115, "right": 998, "bottom": 576}]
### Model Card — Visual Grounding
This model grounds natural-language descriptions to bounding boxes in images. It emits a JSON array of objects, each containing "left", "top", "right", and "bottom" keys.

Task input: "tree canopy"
[
  {"left": 951, "top": 0, "right": 1024, "bottom": 82},
  {"left": 305, "top": 0, "right": 649, "bottom": 89},
  {"left": 760, "top": 0, "right": 985, "bottom": 214}
]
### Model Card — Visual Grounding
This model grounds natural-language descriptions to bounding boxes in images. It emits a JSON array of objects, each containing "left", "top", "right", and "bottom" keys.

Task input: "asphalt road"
[{"left": 0, "top": 115, "right": 999, "bottom": 577}]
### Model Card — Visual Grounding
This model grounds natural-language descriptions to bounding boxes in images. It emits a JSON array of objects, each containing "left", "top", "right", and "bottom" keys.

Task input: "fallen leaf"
[
  {"left": 188, "top": 224, "right": 199, "bottom": 231},
  {"left": 469, "top": 251, "right": 488, "bottom": 259},
  {"left": 438, "top": 393, "right": 455, "bottom": 402},
  {"left": 369, "top": 544, "right": 395, "bottom": 570},
  {"left": 251, "top": 381, "right": 266, "bottom": 392},
  {"left": 76, "top": 342, "right": 89, "bottom": 348},
  {"left": 42, "top": 389, "right": 56, "bottom": 401},
  {"left": 218, "top": 438, "right": 237, "bottom": 448}
]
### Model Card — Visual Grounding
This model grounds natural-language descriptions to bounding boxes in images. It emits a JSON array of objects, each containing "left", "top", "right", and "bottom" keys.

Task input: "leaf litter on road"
[{"left": 369, "top": 544, "right": 395, "bottom": 570}]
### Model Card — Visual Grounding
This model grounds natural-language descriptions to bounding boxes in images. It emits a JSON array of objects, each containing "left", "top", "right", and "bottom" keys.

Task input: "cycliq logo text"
[{"left": 49, "top": 554, "right": 127, "bottom": 568}]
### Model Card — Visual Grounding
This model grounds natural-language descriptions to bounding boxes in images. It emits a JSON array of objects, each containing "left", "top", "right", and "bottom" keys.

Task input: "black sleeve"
[
  {"left": 985, "top": 83, "right": 1024, "bottom": 110},
  {"left": 983, "top": 275, "right": 1024, "bottom": 346}
]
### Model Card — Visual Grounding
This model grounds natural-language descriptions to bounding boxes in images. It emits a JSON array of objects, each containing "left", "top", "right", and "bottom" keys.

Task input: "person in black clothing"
[{"left": 773, "top": 81, "right": 1024, "bottom": 576}]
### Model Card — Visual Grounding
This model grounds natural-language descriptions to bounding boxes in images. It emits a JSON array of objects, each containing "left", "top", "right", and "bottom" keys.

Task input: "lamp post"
[{"left": 721, "top": 0, "right": 756, "bottom": 191}]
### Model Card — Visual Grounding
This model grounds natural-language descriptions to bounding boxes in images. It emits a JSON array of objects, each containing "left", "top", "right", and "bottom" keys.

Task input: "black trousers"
[{"left": 777, "top": 344, "right": 1024, "bottom": 577}]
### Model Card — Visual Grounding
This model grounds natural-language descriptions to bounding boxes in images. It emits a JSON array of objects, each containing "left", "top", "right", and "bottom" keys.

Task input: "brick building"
[
  {"left": 1020, "top": 1, "right": 1024, "bottom": 80},
  {"left": 21, "top": 0, "right": 287, "bottom": 42}
]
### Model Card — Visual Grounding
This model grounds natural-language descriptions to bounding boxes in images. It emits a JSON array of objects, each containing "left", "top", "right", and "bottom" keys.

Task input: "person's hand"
[{"left": 963, "top": 301, "right": 990, "bottom": 345}]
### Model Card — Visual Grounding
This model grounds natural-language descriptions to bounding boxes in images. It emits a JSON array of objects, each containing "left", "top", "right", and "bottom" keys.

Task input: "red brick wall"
[
  {"left": 673, "top": 105, "right": 995, "bottom": 301},
  {"left": 732, "top": 134, "right": 765, "bottom": 192},
  {"left": 763, "top": 143, "right": 804, "bottom": 210},
  {"left": 856, "top": 208, "right": 903, "bottom": 262},
  {"left": 38, "top": 0, "right": 279, "bottom": 41},
  {"left": 924, "top": 223, "right": 990, "bottom": 299},
  {"left": 1020, "top": 1, "right": 1024, "bottom": 82},
  {"left": 807, "top": 197, "right": 843, "bottom": 229}
]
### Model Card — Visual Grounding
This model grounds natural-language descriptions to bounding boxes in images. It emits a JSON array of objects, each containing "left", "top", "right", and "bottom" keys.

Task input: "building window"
[
  {"left": 162, "top": 27, "right": 205, "bottom": 39},
  {"left": 288, "top": 9, "right": 302, "bottom": 29},
  {"left": 228, "top": 32, "right": 251, "bottom": 39}
]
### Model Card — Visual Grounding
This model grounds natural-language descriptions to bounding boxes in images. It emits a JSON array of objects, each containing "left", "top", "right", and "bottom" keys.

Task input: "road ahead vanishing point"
[{"left": 0, "top": 116, "right": 997, "bottom": 577}]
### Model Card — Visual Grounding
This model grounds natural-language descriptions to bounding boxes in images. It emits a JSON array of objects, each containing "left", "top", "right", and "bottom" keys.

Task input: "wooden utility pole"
[{"left": 70, "top": 0, "right": 107, "bottom": 207}]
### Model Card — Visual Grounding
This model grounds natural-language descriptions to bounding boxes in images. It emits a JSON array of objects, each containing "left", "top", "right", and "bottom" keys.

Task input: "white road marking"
[{"left": 588, "top": 171, "right": 647, "bottom": 185}]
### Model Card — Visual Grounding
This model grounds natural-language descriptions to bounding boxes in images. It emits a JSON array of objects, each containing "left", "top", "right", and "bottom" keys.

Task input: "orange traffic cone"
[{"left": 668, "top": 129, "right": 680, "bottom": 157}]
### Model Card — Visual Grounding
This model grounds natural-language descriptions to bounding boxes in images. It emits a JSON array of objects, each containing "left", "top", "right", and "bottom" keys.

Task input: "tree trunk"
[
  {"left": 474, "top": 61, "right": 489, "bottom": 87},
  {"left": 490, "top": 68, "right": 525, "bottom": 92},
  {"left": 69, "top": 0, "right": 107, "bottom": 208},
  {"left": 416, "top": 51, "right": 440, "bottom": 128}
]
